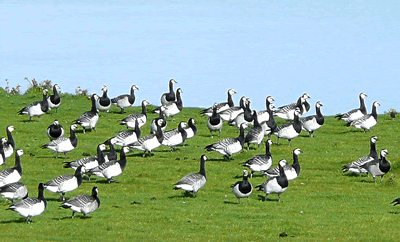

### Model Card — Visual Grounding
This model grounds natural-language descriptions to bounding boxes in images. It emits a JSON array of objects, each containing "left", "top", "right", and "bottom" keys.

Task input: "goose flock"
[{"left": 0, "top": 81, "right": 396, "bottom": 225}]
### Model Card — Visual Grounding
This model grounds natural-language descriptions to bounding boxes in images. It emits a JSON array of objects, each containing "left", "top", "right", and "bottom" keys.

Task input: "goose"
[
  {"left": 263, "top": 148, "right": 303, "bottom": 181},
  {"left": 273, "top": 108, "right": 302, "bottom": 146},
  {"left": 42, "top": 124, "right": 78, "bottom": 159},
  {"left": 336, "top": 92, "right": 368, "bottom": 122},
  {"left": 260, "top": 103, "right": 277, "bottom": 137},
  {"left": 150, "top": 106, "right": 167, "bottom": 134},
  {"left": 61, "top": 186, "right": 101, "bottom": 219},
  {"left": 47, "top": 119, "right": 64, "bottom": 141},
  {"left": 0, "top": 149, "right": 23, "bottom": 187},
  {"left": 7, "top": 183, "right": 46, "bottom": 224},
  {"left": 0, "top": 138, "right": 6, "bottom": 166},
  {"left": 342, "top": 136, "right": 378, "bottom": 174},
  {"left": 301, "top": 101, "right": 324, "bottom": 138},
  {"left": 74, "top": 94, "right": 99, "bottom": 133},
  {"left": 162, "top": 121, "right": 188, "bottom": 150},
  {"left": 44, "top": 165, "right": 84, "bottom": 201},
  {"left": 129, "top": 119, "right": 164, "bottom": 157},
  {"left": 256, "top": 159, "right": 288, "bottom": 202},
  {"left": 174, "top": 155, "right": 207, "bottom": 197},
  {"left": 391, "top": 198, "right": 400, "bottom": 206},
  {"left": 111, "top": 85, "right": 139, "bottom": 113},
  {"left": 201, "top": 89, "right": 236, "bottom": 117},
  {"left": 348, "top": 101, "right": 380, "bottom": 132},
  {"left": 204, "top": 123, "right": 246, "bottom": 161},
  {"left": 160, "top": 78, "right": 178, "bottom": 105},
  {"left": 47, "top": 84, "right": 61, "bottom": 112},
  {"left": 219, "top": 96, "right": 247, "bottom": 123},
  {"left": 360, "top": 149, "right": 390, "bottom": 183},
  {"left": 87, "top": 147, "right": 129, "bottom": 183},
  {"left": 231, "top": 98, "right": 254, "bottom": 129},
  {"left": 153, "top": 88, "right": 183, "bottom": 118},
  {"left": 17, "top": 89, "right": 49, "bottom": 121},
  {"left": 244, "top": 110, "right": 265, "bottom": 150},
  {"left": 273, "top": 93, "right": 311, "bottom": 120},
  {"left": 103, "top": 138, "right": 118, "bottom": 161},
  {"left": 96, "top": 85, "right": 111, "bottom": 114},
  {"left": 107, "top": 120, "right": 141, "bottom": 147},
  {"left": 63, "top": 144, "right": 107, "bottom": 171},
  {"left": 242, "top": 139, "right": 273, "bottom": 178},
  {"left": 0, "top": 181, "right": 28, "bottom": 203},
  {"left": 257, "top": 96, "right": 275, "bottom": 124},
  {"left": 231, "top": 169, "right": 253, "bottom": 203},
  {"left": 207, "top": 103, "right": 223, "bottom": 138},
  {"left": 184, "top": 118, "right": 197, "bottom": 141},
  {"left": 120, "top": 100, "right": 149, "bottom": 129},
  {"left": 3, "top": 125, "right": 15, "bottom": 159}
]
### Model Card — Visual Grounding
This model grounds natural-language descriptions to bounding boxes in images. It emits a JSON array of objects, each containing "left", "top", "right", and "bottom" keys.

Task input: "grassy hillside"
[{"left": 0, "top": 87, "right": 399, "bottom": 241}]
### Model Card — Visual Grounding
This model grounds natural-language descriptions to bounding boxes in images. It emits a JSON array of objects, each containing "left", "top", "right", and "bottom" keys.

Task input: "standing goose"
[
  {"left": 61, "top": 186, "right": 101, "bottom": 219},
  {"left": 63, "top": 144, "right": 107, "bottom": 172},
  {"left": 231, "top": 169, "right": 253, "bottom": 203},
  {"left": 154, "top": 88, "right": 183, "bottom": 118},
  {"left": 42, "top": 124, "right": 78, "bottom": 159},
  {"left": 129, "top": 119, "right": 164, "bottom": 157},
  {"left": 360, "top": 149, "right": 390, "bottom": 183},
  {"left": 219, "top": 96, "right": 247, "bottom": 123},
  {"left": 184, "top": 118, "right": 197, "bottom": 141},
  {"left": 44, "top": 165, "right": 84, "bottom": 201},
  {"left": 120, "top": 100, "right": 149, "bottom": 129},
  {"left": 348, "top": 101, "right": 380, "bottom": 132},
  {"left": 342, "top": 136, "right": 378, "bottom": 174},
  {"left": 273, "top": 93, "right": 311, "bottom": 120},
  {"left": 174, "top": 155, "right": 207, "bottom": 197},
  {"left": 111, "top": 85, "right": 139, "bottom": 113},
  {"left": 47, "top": 119, "right": 64, "bottom": 141},
  {"left": 201, "top": 89, "right": 236, "bottom": 117},
  {"left": 301, "top": 101, "right": 325, "bottom": 138},
  {"left": 257, "top": 96, "right": 275, "bottom": 124},
  {"left": 3, "top": 125, "right": 15, "bottom": 159},
  {"left": 162, "top": 121, "right": 188, "bottom": 151},
  {"left": 336, "top": 92, "right": 368, "bottom": 122},
  {"left": 7, "top": 183, "right": 46, "bottom": 224},
  {"left": 207, "top": 103, "right": 223, "bottom": 138},
  {"left": 107, "top": 119, "right": 141, "bottom": 147},
  {"left": 244, "top": 110, "right": 265, "bottom": 150},
  {"left": 150, "top": 106, "right": 167, "bottom": 134},
  {"left": 18, "top": 89, "right": 49, "bottom": 121},
  {"left": 47, "top": 84, "right": 61, "bottom": 113},
  {"left": 74, "top": 94, "right": 99, "bottom": 133},
  {"left": 273, "top": 108, "right": 302, "bottom": 146},
  {"left": 261, "top": 103, "right": 277, "bottom": 137},
  {"left": 0, "top": 181, "right": 28, "bottom": 203},
  {"left": 263, "top": 148, "right": 303, "bottom": 181},
  {"left": 242, "top": 139, "right": 273, "bottom": 178},
  {"left": 204, "top": 123, "right": 246, "bottom": 161},
  {"left": 160, "top": 78, "right": 178, "bottom": 105},
  {"left": 0, "top": 149, "right": 24, "bottom": 187},
  {"left": 96, "top": 85, "right": 111, "bottom": 114},
  {"left": 256, "top": 160, "right": 289, "bottom": 202}
]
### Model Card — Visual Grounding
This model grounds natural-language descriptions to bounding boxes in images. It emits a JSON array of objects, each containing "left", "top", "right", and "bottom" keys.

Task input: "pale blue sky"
[{"left": 1, "top": 1, "right": 399, "bottom": 115}]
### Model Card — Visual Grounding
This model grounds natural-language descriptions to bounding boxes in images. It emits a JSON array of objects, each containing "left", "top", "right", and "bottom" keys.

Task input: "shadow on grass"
[
  {"left": 54, "top": 215, "right": 93, "bottom": 220},
  {"left": 256, "top": 194, "right": 280, "bottom": 202},
  {"left": 223, "top": 200, "right": 239, "bottom": 205},
  {"left": 389, "top": 211, "right": 400, "bottom": 214},
  {"left": 168, "top": 192, "right": 196, "bottom": 199},
  {"left": 0, "top": 218, "right": 28, "bottom": 224}
]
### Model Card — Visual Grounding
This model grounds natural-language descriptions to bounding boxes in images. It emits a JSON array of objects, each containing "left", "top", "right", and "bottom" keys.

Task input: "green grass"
[{"left": 0, "top": 87, "right": 399, "bottom": 241}]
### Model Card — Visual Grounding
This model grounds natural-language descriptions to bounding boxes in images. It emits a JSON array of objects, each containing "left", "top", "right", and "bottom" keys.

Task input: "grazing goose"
[
  {"left": 150, "top": 106, "right": 167, "bottom": 134},
  {"left": 96, "top": 85, "right": 111, "bottom": 114},
  {"left": 129, "top": 119, "right": 164, "bottom": 157},
  {"left": 244, "top": 110, "right": 265, "bottom": 149},
  {"left": 0, "top": 149, "right": 23, "bottom": 187},
  {"left": 273, "top": 93, "right": 311, "bottom": 120},
  {"left": 184, "top": 118, "right": 197, "bottom": 141},
  {"left": 0, "top": 181, "right": 28, "bottom": 203},
  {"left": 17, "top": 89, "right": 49, "bottom": 121},
  {"left": 44, "top": 165, "right": 84, "bottom": 201},
  {"left": 61, "top": 186, "right": 101, "bottom": 219},
  {"left": 7, "top": 183, "right": 46, "bottom": 224},
  {"left": 154, "top": 88, "right": 183, "bottom": 118},
  {"left": 47, "top": 84, "right": 61, "bottom": 112},
  {"left": 160, "top": 78, "right": 178, "bottom": 105},
  {"left": 47, "top": 119, "right": 64, "bottom": 141},
  {"left": 0, "top": 138, "right": 6, "bottom": 166},
  {"left": 257, "top": 96, "right": 275, "bottom": 124},
  {"left": 107, "top": 120, "right": 141, "bottom": 147},
  {"left": 231, "top": 169, "right": 253, "bottom": 203},
  {"left": 63, "top": 144, "right": 107, "bottom": 171},
  {"left": 391, "top": 198, "right": 400, "bottom": 206},
  {"left": 3, "top": 125, "right": 15, "bottom": 159},
  {"left": 336, "top": 92, "right": 368, "bottom": 122},
  {"left": 219, "top": 96, "right": 247, "bottom": 123},
  {"left": 231, "top": 98, "right": 254, "bottom": 128},
  {"left": 261, "top": 103, "right": 277, "bottom": 137},
  {"left": 74, "top": 94, "right": 99, "bottom": 133},
  {"left": 360, "top": 149, "right": 390, "bottom": 183},
  {"left": 301, "top": 101, "right": 324, "bottom": 138},
  {"left": 263, "top": 148, "right": 303, "bottom": 181},
  {"left": 88, "top": 147, "right": 129, "bottom": 183},
  {"left": 348, "top": 101, "right": 380, "bottom": 132},
  {"left": 162, "top": 122, "right": 188, "bottom": 150},
  {"left": 207, "top": 103, "right": 223, "bottom": 138},
  {"left": 42, "top": 124, "right": 78, "bottom": 159},
  {"left": 242, "top": 139, "right": 273, "bottom": 178},
  {"left": 256, "top": 160, "right": 288, "bottom": 202},
  {"left": 201, "top": 89, "right": 236, "bottom": 117},
  {"left": 273, "top": 108, "right": 302, "bottom": 146},
  {"left": 111, "top": 85, "right": 139, "bottom": 113},
  {"left": 120, "top": 100, "right": 149, "bottom": 129},
  {"left": 174, "top": 155, "right": 207, "bottom": 197},
  {"left": 205, "top": 123, "right": 247, "bottom": 161},
  {"left": 342, "top": 136, "right": 378, "bottom": 174}
]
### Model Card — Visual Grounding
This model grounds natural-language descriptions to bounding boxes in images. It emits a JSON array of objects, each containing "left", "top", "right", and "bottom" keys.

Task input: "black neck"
[
  {"left": 70, "top": 128, "right": 78, "bottom": 147},
  {"left": 7, "top": 128, "right": 15, "bottom": 148},
  {"left": 371, "top": 104, "right": 378, "bottom": 120},
  {"left": 118, "top": 149, "right": 128, "bottom": 170},
  {"left": 91, "top": 96, "right": 97, "bottom": 112},
  {"left": 227, "top": 92, "right": 234, "bottom": 107},
  {"left": 359, "top": 95, "right": 367, "bottom": 114},
  {"left": 14, "top": 153, "right": 22, "bottom": 175},
  {"left": 199, "top": 157, "right": 206, "bottom": 178},
  {"left": 178, "top": 123, "right": 188, "bottom": 141},
  {"left": 75, "top": 167, "right": 83, "bottom": 186},
  {"left": 292, "top": 153, "right": 300, "bottom": 174},
  {"left": 141, "top": 102, "right": 147, "bottom": 115}
]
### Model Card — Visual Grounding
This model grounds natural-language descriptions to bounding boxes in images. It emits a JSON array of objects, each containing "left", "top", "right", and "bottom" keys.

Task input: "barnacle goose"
[
  {"left": 201, "top": 89, "right": 236, "bottom": 117},
  {"left": 160, "top": 79, "right": 178, "bottom": 105},
  {"left": 129, "top": 119, "right": 164, "bottom": 157},
  {"left": 0, "top": 181, "right": 28, "bottom": 203},
  {"left": 103, "top": 138, "right": 118, "bottom": 161},
  {"left": 44, "top": 165, "right": 84, "bottom": 201},
  {"left": 96, "top": 85, "right": 111, "bottom": 114},
  {"left": 74, "top": 94, "right": 99, "bottom": 133},
  {"left": 153, "top": 88, "right": 183, "bottom": 118},
  {"left": 260, "top": 103, "right": 277, "bottom": 137},
  {"left": 63, "top": 144, "right": 107, "bottom": 171},
  {"left": 342, "top": 136, "right": 378, "bottom": 174},
  {"left": 242, "top": 139, "right": 273, "bottom": 178},
  {"left": 263, "top": 148, "right": 303, "bottom": 181},
  {"left": 150, "top": 106, "right": 167, "bottom": 134},
  {"left": 256, "top": 160, "right": 288, "bottom": 202},
  {"left": 301, "top": 101, "right": 324, "bottom": 138},
  {"left": 174, "top": 155, "right": 207, "bottom": 197},
  {"left": 184, "top": 118, "right": 197, "bottom": 141},
  {"left": 162, "top": 121, "right": 188, "bottom": 150},
  {"left": 7, "top": 183, "right": 46, "bottom": 224},
  {"left": 273, "top": 93, "right": 310, "bottom": 120},
  {"left": 108, "top": 119, "right": 141, "bottom": 147},
  {"left": 258, "top": 96, "right": 275, "bottom": 124},
  {"left": 360, "top": 149, "right": 390, "bottom": 183},
  {"left": 61, "top": 186, "right": 100, "bottom": 219},
  {"left": 0, "top": 149, "right": 23, "bottom": 187},
  {"left": 207, "top": 103, "right": 223, "bottom": 138},
  {"left": 336, "top": 92, "right": 368, "bottom": 122},
  {"left": 47, "top": 84, "right": 61, "bottom": 113},
  {"left": 111, "top": 84, "right": 139, "bottom": 113},
  {"left": 231, "top": 98, "right": 254, "bottom": 129},
  {"left": 219, "top": 96, "right": 247, "bottom": 123},
  {"left": 244, "top": 110, "right": 265, "bottom": 149},
  {"left": 3, "top": 125, "right": 15, "bottom": 159},
  {"left": 42, "top": 124, "right": 78, "bottom": 159},
  {"left": 18, "top": 89, "right": 49, "bottom": 121},
  {"left": 204, "top": 123, "right": 247, "bottom": 161},
  {"left": 47, "top": 119, "right": 64, "bottom": 141},
  {"left": 0, "top": 138, "right": 6, "bottom": 166},
  {"left": 348, "top": 101, "right": 380, "bottom": 132},
  {"left": 231, "top": 169, "right": 253, "bottom": 203},
  {"left": 120, "top": 100, "right": 149, "bottom": 129},
  {"left": 273, "top": 108, "right": 302, "bottom": 146}
]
